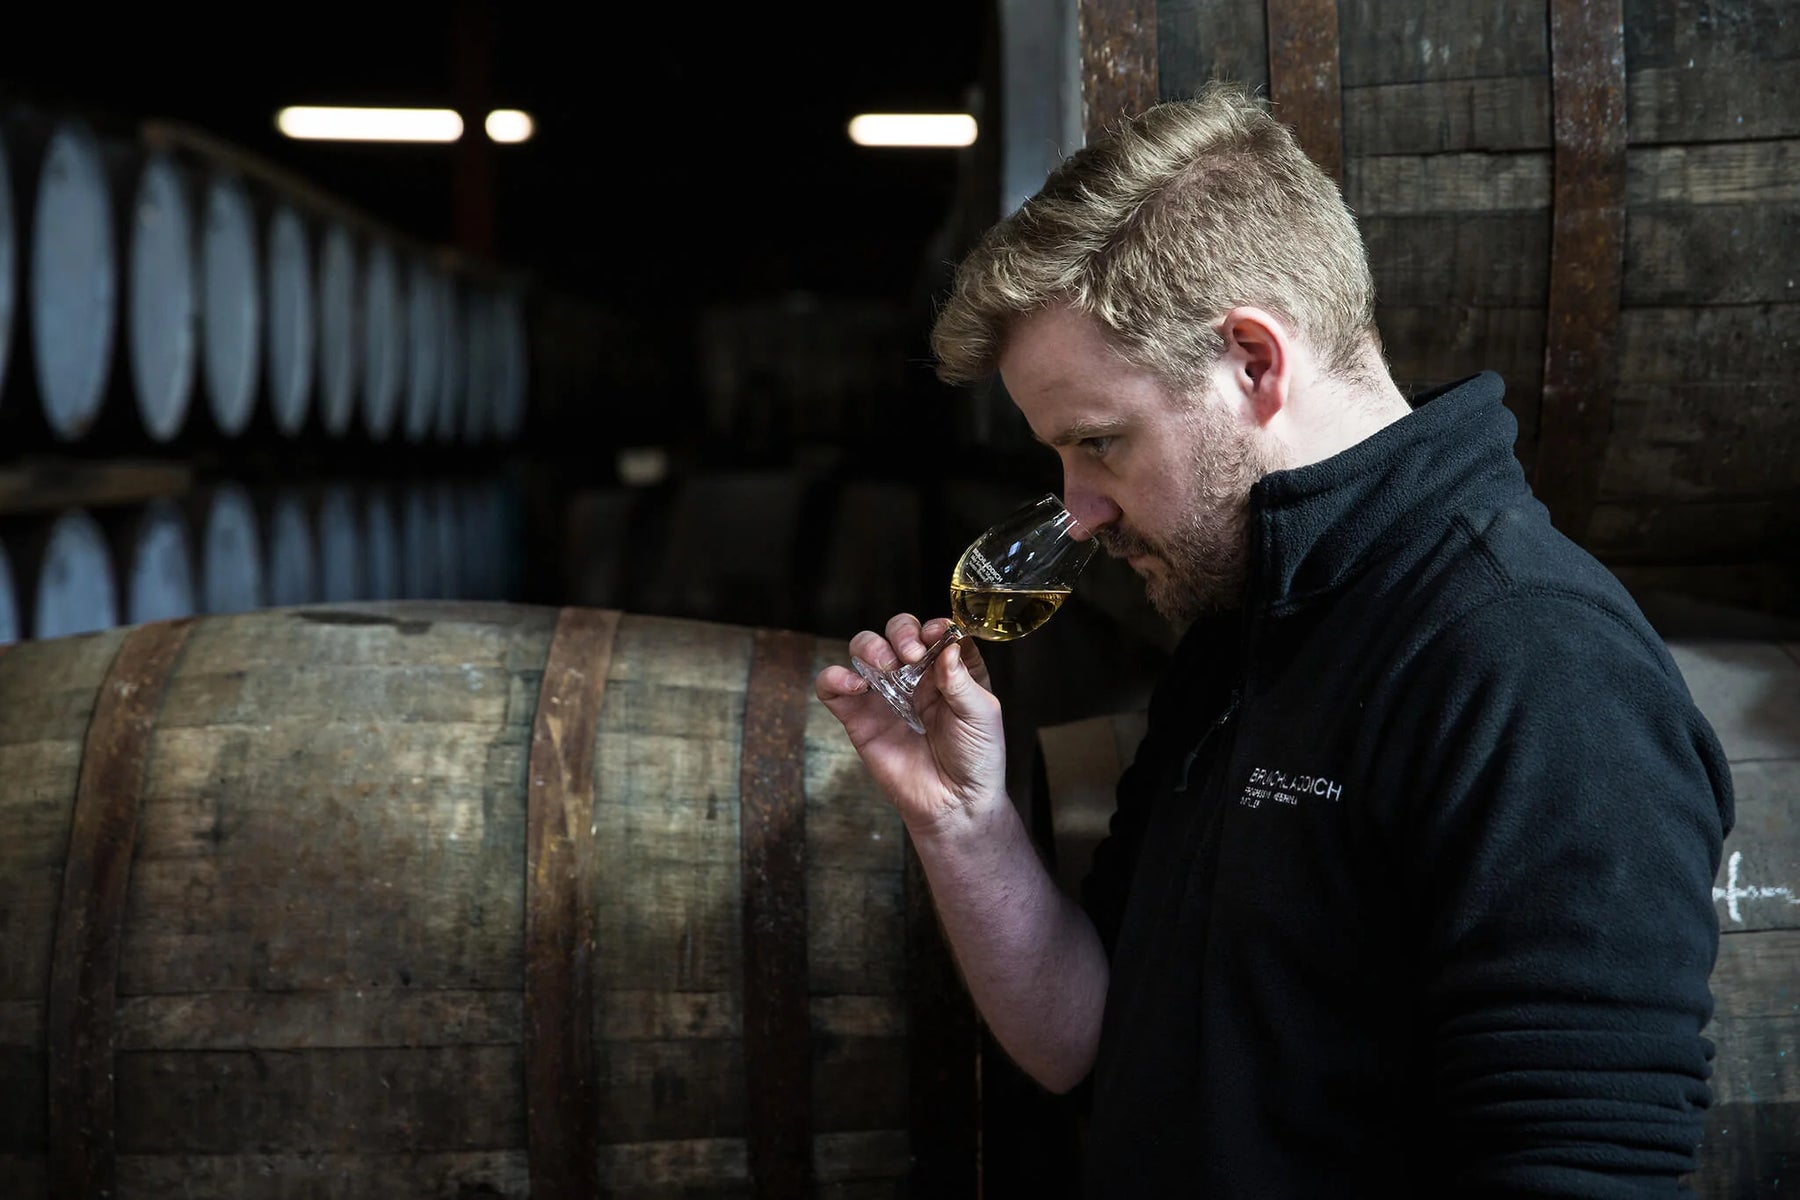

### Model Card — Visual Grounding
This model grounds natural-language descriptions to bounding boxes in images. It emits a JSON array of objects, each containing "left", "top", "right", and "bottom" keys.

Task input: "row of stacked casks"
[
  {"left": 0, "top": 106, "right": 532, "bottom": 449},
  {"left": 0, "top": 478, "right": 522, "bottom": 643}
]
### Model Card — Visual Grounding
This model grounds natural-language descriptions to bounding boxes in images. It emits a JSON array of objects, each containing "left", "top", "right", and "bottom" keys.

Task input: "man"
[{"left": 815, "top": 83, "right": 1733, "bottom": 1196}]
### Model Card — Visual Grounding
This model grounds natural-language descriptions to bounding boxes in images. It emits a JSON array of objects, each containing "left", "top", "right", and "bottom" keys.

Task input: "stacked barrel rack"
[{"left": 0, "top": 104, "right": 597, "bottom": 642}]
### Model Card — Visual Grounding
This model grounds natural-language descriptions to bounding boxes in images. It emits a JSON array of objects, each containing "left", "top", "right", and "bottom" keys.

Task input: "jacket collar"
[{"left": 1243, "top": 371, "right": 1528, "bottom": 615}]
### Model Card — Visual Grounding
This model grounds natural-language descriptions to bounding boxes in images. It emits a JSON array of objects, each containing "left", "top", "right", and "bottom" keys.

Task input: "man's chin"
[
  {"left": 1143, "top": 578, "right": 1194, "bottom": 625},
  {"left": 1145, "top": 572, "right": 1243, "bottom": 627}
]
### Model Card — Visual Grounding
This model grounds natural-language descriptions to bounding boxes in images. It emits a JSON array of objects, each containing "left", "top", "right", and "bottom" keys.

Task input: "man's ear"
[{"left": 1219, "top": 307, "right": 1291, "bottom": 427}]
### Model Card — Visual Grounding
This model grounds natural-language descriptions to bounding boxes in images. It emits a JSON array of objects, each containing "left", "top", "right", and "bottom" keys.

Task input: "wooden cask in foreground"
[{"left": 0, "top": 603, "right": 977, "bottom": 1198}]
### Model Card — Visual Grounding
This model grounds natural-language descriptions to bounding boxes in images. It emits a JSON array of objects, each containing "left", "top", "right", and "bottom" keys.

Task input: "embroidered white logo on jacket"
[{"left": 1239, "top": 766, "right": 1342, "bottom": 808}]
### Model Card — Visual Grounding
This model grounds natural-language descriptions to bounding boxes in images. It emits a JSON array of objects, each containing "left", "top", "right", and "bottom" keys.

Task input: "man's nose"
[{"left": 1061, "top": 481, "right": 1121, "bottom": 541}]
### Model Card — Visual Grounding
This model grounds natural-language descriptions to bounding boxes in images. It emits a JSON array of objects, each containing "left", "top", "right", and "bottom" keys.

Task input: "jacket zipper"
[{"left": 1174, "top": 687, "right": 1242, "bottom": 795}]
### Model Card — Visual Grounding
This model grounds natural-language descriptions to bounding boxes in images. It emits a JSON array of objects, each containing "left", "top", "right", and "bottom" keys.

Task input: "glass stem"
[{"left": 896, "top": 623, "right": 967, "bottom": 689}]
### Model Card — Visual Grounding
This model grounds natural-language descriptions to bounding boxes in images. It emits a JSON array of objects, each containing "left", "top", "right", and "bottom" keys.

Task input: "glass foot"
[{"left": 852, "top": 655, "right": 928, "bottom": 735}]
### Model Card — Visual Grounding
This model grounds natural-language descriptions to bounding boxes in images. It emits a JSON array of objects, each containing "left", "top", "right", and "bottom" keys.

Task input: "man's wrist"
[{"left": 903, "top": 787, "right": 1015, "bottom": 849}]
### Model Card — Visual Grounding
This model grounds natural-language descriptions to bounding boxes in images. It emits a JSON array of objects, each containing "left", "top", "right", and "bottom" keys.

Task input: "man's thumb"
[{"left": 937, "top": 642, "right": 994, "bottom": 719}]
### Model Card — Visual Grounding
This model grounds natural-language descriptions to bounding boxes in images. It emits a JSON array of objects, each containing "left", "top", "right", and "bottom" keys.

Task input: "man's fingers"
[
  {"left": 885, "top": 613, "right": 928, "bottom": 661},
  {"left": 848, "top": 630, "right": 899, "bottom": 673},
  {"left": 815, "top": 664, "right": 869, "bottom": 701}
]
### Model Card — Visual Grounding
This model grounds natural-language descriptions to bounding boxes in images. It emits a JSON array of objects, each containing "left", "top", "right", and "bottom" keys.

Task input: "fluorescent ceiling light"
[
  {"left": 486, "top": 109, "right": 535, "bottom": 144},
  {"left": 276, "top": 107, "right": 465, "bottom": 143},
  {"left": 848, "top": 113, "right": 978, "bottom": 148}
]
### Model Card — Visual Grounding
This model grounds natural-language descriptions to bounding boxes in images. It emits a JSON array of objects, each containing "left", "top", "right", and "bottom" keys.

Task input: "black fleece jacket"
[{"left": 1080, "top": 372, "right": 1734, "bottom": 1197}]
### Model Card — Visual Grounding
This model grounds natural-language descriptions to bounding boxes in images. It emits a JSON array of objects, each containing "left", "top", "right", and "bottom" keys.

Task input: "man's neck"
[{"left": 1273, "top": 368, "right": 1412, "bottom": 472}]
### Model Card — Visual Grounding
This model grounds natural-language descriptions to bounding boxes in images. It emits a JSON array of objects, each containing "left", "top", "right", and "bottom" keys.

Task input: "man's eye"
[{"left": 1082, "top": 436, "right": 1114, "bottom": 457}]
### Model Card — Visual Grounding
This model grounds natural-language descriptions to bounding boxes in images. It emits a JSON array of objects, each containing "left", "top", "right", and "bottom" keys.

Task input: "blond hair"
[{"left": 931, "top": 82, "right": 1378, "bottom": 396}]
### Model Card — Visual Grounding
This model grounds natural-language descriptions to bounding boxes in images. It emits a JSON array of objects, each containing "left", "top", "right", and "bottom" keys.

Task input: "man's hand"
[
  {"left": 814, "top": 613, "right": 1005, "bottom": 835},
  {"left": 817, "top": 611, "right": 1110, "bottom": 1094}
]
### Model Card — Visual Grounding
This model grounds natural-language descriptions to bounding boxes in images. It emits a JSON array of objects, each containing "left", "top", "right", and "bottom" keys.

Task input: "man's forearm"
[{"left": 907, "top": 793, "right": 1110, "bottom": 1093}]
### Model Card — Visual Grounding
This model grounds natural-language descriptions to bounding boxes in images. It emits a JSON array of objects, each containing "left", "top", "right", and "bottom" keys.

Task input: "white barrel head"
[
  {"left": 317, "top": 483, "right": 363, "bottom": 602},
  {"left": 125, "top": 497, "right": 196, "bottom": 623},
  {"left": 403, "top": 257, "right": 442, "bottom": 443},
  {"left": 434, "top": 273, "right": 462, "bottom": 445},
  {"left": 265, "top": 489, "right": 317, "bottom": 606},
  {"left": 460, "top": 286, "right": 495, "bottom": 444},
  {"left": 401, "top": 484, "right": 442, "bottom": 598},
  {"left": 266, "top": 204, "right": 315, "bottom": 438},
  {"left": 128, "top": 153, "right": 197, "bottom": 443},
  {"left": 30, "top": 120, "right": 116, "bottom": 441},
  {"left": 363, "top": 488, "right": 402, "bottom": 600},
  {"left": 201, "top": 173, "right": 261, "bottom": 437},
  {"left": 492, "top": 289, "right": 528, "bottom": 441},
  {"left": 360, "top": 239, "right": 403, "bottom": 441},
  {"left": 432, "top": 480, "right": 461, "bottom": 599},
  {"left": 201, "top": 484, "right": 263, "bottom": 614},
  {"left": 317, "top": 222, "right": 358, "bottom": 438},
  {"left": 0, "top": 128, "right": 17, "bottom": 415},
  {"left": 33, "top": 509, "right": 117, "bottom": 637},
  {"left": 0, "top": 542, "right": 19, "bottom": 644}
]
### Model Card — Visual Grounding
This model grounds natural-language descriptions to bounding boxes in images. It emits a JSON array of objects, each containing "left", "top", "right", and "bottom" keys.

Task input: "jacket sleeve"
[{"left": 1389, "top": 591, "right": 1733, "bottom": 1196}]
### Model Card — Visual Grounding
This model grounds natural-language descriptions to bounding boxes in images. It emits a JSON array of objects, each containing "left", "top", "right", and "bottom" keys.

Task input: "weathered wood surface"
[
  {"left": 1707, "top": 931, "right": 1800, "bottom": 1105},
  {"left": 48, "top": 619, "right": 195, "bottom": 1199},
  {"left": 1587, "top": 499, "right": 1797, "bottom": 566},
  {"left": 1266, "top": 0, "right": 1344, "bottom": 181},
  {"left": 1618, "top": 305, "right": 1800, "bottom": 385},
  {"left": 0, "top": 460, "right": 192, "bottom": 518},
  {"left": 1377, "top": 306, "right": 1545, "bottom": 455},
  {"left": 1533, "top": 0, "right": 1628, "bottom": 543},
  {"left": 1081, "top": 0, "right": 1160, "bottom": 134},
  {"left": 1128, "top": 1, "right": 1796, "bottom": 613},
  {"left": 1601, "top": 384, "right": 1798, "bottom": 500},
  {"left": 904, "top": 841, "right": 982, "bottom": 1200},
  {"left": 1622, "top": 0, "right": 1800, "bottom": 67},
  {"left": 1363, "top": 214, "right": 1552, "bottom": 307},
  {"left": 1311, "top": 0, "right": 1800, "bottom": 604},
  {"left": 1697, "top": 930, "right": 1800, "bottom": 1199},
  {"left": 1155, "top": 0, "right": 1267, "bottom": 99},
  {"left": 1603, "top": 307, "right": 1800, "bottom": 557},
  {"left": 1344, "top": 77, "right": 1552, "bottom": 155},
  {"left": 1347, "top": 152, "right": 1553, "bottom": 215},
  {"left": 1361, "top": 207, "right": 1798, "bottom": 311},
  {"left": 1339, "top": 0, "right": 1550, "bottom": 84},
  {"left": 115, "top": 1152, "right": 530, "bottom": 1200},
  {"left": 1345, "top": 64, "right": 1800, "bottom": 154},
  {"left": 1667, "top": 640, "right": 1800, "bottom": 764},
  {"left": 1344, "top": 144, "right": 1800, "bottom": 215},
  {"left": 0, "top": 605, "right": 947, "bottom": 1198},
  {"left": 0, "top": 630, "right": 123, "bottom": 1194},
  {"left": 1628, "top": 140, "right": 1800, "bottom": 206},
  {"left": 525, "top": 606, "right": 617, "bottom": 1200},
  {"left": 1629, "top": 60, "right": 1800, "bottom": 143},
  {"left": 739, "top": 628, "right": 818, "bottom": 1195},
  {"left": 1626, "top": 207, "right": 1800, "bottom": 306}
]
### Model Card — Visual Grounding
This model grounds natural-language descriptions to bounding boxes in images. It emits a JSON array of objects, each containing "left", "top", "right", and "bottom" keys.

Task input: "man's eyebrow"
[{"left": 1033, "top": 418, "right": 1126, "bottom": 448}]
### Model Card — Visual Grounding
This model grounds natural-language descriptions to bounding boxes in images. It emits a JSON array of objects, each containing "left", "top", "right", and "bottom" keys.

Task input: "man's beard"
[{"left": 1098, "top": 404, "right": 1278, "bottom": 626}]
